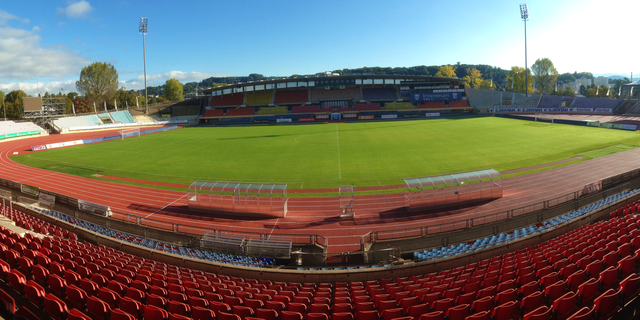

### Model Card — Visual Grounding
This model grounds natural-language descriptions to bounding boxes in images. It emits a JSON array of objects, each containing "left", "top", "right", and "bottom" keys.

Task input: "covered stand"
[
  {"left": 188, "top": 181, "right": 288, "bottom": 218},
  {"left": 404, "top": 169, "right": 502, "bottom": 212}
]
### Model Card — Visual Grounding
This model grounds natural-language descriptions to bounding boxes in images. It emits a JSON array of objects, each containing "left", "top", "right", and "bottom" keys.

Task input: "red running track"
[{"left": 2, "top": 129, "right": 640, "bottom": 253}]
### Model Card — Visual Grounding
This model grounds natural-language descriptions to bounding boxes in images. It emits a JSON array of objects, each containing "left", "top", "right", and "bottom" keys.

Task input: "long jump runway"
[{"left": 2, "top": 129, "right": 640, "bottom": 253}]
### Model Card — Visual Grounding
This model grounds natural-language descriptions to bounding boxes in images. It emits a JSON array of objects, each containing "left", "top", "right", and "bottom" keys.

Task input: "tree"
[
  {"left": 531, "top": 58, "right": 559, "bottom": 94},
  {"left": 563, "top": 86, "right": 576, "bottom": 97},
  {"left": 506, "top": 67, "right": 533, "bottom": 94},
  {"left": 478, "top": 79, "right": 496, "bottom": 90},
  {"left": 165, "top": 78, "right": 184, "bottom": 101},
  {"left": 436, "top": 65, "right": 457, "bottom": 78},
  {"left": 579, "top": 85, "right": 588, "bottom": 96},
  {"left": 557, "top": 73, "right": 576, "bottom": 84},
  {"left": 4, "top": 90, "right": 27, "bottom": 119},
  {"left": 76, "top": 62, "right": 119, "bottom": 106},
  {"left": 463, "top": 68, "right": 483, "bottom": 88},
  {"left": 0, "top": 91, "right": 5, "bottom": 119},
  {"left": 73, "top": 97, "right": 93, "bottom": 114}
]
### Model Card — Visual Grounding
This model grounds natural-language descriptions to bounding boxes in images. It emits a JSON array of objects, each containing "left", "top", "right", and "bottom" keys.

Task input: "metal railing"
[
  {"left": 118, "top": 211, "right": 328, "bottom": 247},
  {"left": 361, "top": 182, "right": 635, "bottom": 245}
]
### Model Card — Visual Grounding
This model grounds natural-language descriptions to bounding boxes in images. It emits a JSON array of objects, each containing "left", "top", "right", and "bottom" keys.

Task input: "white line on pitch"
[
  {"left": 269, "top": 218, "right": 280, "bottom": 237},
  {"left": 336, "top": 124, "right": 341, "bottom": 179},
  {"left": 144, "top": 193, "right": 188, "bottom": 218}
]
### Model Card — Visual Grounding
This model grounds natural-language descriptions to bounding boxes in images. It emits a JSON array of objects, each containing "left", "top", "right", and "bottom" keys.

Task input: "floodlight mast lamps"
[
  {"left": 139, "top": 17, "right": 148, "bottom": 114},
  {"left": 520, "top": 4, "right": 529, "bottom": 97}
]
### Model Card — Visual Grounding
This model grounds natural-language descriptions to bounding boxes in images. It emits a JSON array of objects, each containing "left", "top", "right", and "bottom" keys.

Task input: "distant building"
[
  {"left": 594, "top": 76, "right": 609, "bottom": 87},
  {"left": 575, "top": 76, "right": 592, "bottom": 87}
]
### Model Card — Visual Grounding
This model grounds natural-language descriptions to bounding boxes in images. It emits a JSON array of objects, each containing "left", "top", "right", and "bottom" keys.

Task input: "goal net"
[
  {"left": 534, "top": 113, "right": 554, "bottom": 124},
  {"left": 121, "top": 128, "right": 140, "bottom": 140}
]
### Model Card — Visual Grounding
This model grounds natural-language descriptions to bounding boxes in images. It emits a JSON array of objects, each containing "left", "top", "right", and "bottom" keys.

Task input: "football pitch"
[{"left": 10, "top": 117, "right": 640, "bottom": 190}]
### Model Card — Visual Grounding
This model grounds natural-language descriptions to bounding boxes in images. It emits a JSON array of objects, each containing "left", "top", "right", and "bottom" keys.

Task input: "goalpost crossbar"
[{"left": 120, "top": 128, "right": 141, "bottom": 140}]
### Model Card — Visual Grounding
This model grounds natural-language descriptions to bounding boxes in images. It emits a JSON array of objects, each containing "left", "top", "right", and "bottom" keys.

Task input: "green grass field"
[{"left": 10, "top": 117, "right": 640, "bottom": 190}]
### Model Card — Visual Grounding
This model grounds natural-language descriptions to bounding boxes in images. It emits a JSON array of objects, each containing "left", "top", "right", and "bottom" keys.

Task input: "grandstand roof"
[
  {"left": 203, "top": 74, "right": 464, "bottom": 95},
  {"left": 622, "top": 79, "right": 640, "bottom": 87}
]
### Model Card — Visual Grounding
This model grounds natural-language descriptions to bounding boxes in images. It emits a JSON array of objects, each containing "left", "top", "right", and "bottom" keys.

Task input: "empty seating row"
[
  {"left": 363, "top": 88, "right": 397, "bottom": 101},
  {"left": 416, "top": 102, "right": 445, "bottom": 109},
  {"left": 110, "top": 111, "right": 136, "bottom": 124},
  {"left": 245, "top": 93, "right": 273, "bottom": 106},
  {"left": 414, "top": 189, "right": 640, "bottom": 261},
  {"left": 0, "top": 121, "right": 43, "bottom": 137},
  {"left": 226, "top": 108, "right": 255, "bottom": 117},
  {"left": 572, "top": 98, "right": 623, "bottom": 110},
  {"left": 448, "top": 101, "right": 469, "bottom": 108},
  {"left": 310, "top": 88, "right": 360, "bottom": 102},
  {"left": 53, "top": 115, "right": 102, "bottom": 130},
  {"left": 353, "top": 104, "right": 382, "bottom": 111},
  {"left": 0, "top": 186, "right": 638, "bottom": 320},
  {"left": 29, "top": 207, "right": 274, "bottom": 267},
  {"left": 385, "top": 103, "right": 414, "bottom": 111},
  {"left": 204, "top": 109, "right": 224, "bottom": 117},
  {"left": 538, "top": 96, "right": 563, "bottom": 109},
  {"left": 275, "top": 91, "right": 309, "bottom": 105},
  {"left": 257, "top": 107, "right": 288, "bottom": 115},
  {"left": 211, "top": 94, "right": 244, "bottom": 107},
  {"left": 292, "top": 106, "right": 322, "bottom": 114}
]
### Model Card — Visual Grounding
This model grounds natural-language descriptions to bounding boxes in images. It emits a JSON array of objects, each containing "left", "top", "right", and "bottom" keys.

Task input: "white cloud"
[
  {"left": 123, "top": 71, "right": 231, "bottom": 87},
  {"left": 0, "top": 80, "right": 77, "bottom": 97},
  {"left": 58, "top": 1, "right": 94, "bottom": 19},
  {"left": 0, "top": 24, "right": 90, "bottom": 80},
  {"left": 0, "top": 11, "right": 30, "bottom": 25}
]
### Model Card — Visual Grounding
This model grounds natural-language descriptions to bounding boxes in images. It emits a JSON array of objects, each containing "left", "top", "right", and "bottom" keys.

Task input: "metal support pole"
[
  {"left": 524, "top": 19, "right": 528, "bottom": 96},
  {"left": 143, "top": 32, "right": 148, "bottom": 115}
]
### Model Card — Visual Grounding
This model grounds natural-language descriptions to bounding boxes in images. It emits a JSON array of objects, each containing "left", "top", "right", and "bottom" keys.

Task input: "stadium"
[{"left": 1, "top": 73, "right": 640, "bottom": 320}]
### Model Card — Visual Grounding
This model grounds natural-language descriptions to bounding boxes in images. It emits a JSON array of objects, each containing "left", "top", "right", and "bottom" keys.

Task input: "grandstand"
[
  {"left": 572, "top": 98, "right": 625, "bottom": 114},
  {"left": 0, "top": 121, "right": 44, "bottom": 141},
  {"left": 310, "top": 88, "right": 361, "bottom": 102},
  {"left": 110, "top": 111, "right": 136, "bottom": 124},
  {"left": 245, "top": 93, "right": 273, "bottom": 106},
  {"left": 257, "top": 107, "right": 288, "bottom": 115},
  {"left": 464, "top": 88, "right": 501, "bottom": 111},
  {"left": 0, "top": 179, "right": 639, "bottom": 320},
  {"left": 538, "top": 96, "right": 563, "bottom": 109},
  {"left": 385, "top": 102, "right": 415, "bottom": 110},
  {"left": 53, "top": 114, "right": 102, "bottom": 131},
  {"left": 363, "top": 88, "right": 397, "bottom": 101},
  {"left": 274, "top": 91, "right": 309, "bottom": 105},
  {"left": 226, "top": 108, "right": 255, "bottom": 116},
  {"left": 199, "top": 75, "right": 470, "bottom": 123},
  {"left": 48, "top": 110, "right": 174, "bottom": 133},
  {"left": 511, "top": 92, "right": 541, "bottom": 109},
  {"left": 417, "top": 102, "right": 445, "bottom": 109}
]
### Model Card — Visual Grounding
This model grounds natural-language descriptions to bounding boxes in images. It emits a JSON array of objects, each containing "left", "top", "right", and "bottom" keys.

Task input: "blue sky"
[{"left": 0, "top": 0, "right": 638, "bottom": 96}]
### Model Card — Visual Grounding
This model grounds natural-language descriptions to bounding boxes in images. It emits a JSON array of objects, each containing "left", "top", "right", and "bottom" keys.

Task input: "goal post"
[
  {"left": 120, "top": 128, "right": 140, "bottom": 140},
  {"left": 534, "top": 113, "right": 554, "bottom": 124}
]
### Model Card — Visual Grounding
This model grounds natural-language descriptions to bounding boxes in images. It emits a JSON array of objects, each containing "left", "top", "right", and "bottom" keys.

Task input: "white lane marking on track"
[
  {"left": 269, "top": 218, "right": 280, "bottom": 237},
  {"left": 144, "top": 193, "right": 189, "bottom": 218}
]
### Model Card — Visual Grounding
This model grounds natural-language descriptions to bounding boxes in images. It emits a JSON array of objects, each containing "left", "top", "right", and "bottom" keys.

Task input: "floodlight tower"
[
  {"left": 520, "top": 4, "right": 529, "bottom": 97},
  {"left": 139, "top": 17, "right": 148, "bottom": 114}
]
